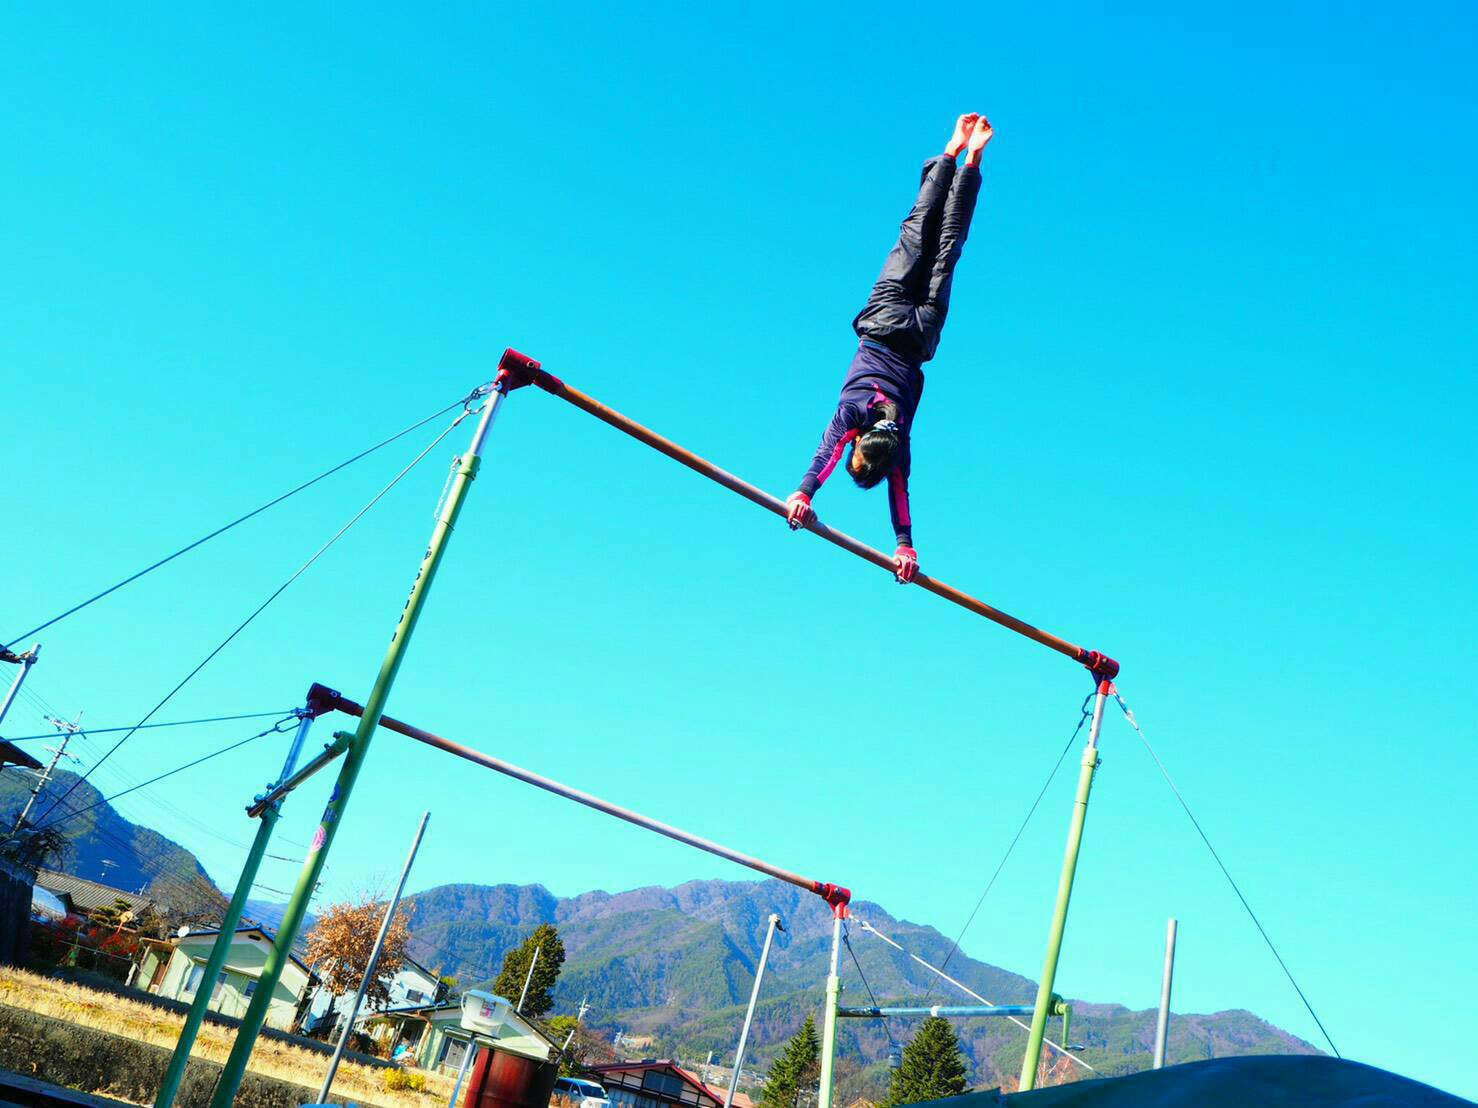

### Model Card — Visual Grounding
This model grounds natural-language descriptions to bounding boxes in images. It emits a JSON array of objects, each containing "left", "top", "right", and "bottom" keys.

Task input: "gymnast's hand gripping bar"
[
  {"left": 303, "top": 684, "right": 852, "bottom": 910},
  {"left": 494, "top": 348, "right": 1118, "bottom": 680}
]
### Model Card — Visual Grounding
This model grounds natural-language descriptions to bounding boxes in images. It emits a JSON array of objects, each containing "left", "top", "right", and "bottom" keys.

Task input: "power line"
[
  {"left": 1, "top": 710, "right": 298, "bottom": 743},
  {"left": 923, "top": 695, "right": 1093, "bottom": 1004},
  {"left": 3, "top": 391, "right": 480, "bottom": 651},
  {"left": 33, "top": 715, "right": 299, "bottom": 835},
  {"left": 31, "top": 409, "right": 472, "bottom": 828},
  {"left": 1112, "top": 692, "right": 1340, "bottom": 1059}
]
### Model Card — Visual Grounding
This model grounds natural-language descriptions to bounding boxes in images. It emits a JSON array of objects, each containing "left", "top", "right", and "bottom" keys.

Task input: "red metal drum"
[{"left": 463, "top": 1047, "right": 560, "bottom": 1108}]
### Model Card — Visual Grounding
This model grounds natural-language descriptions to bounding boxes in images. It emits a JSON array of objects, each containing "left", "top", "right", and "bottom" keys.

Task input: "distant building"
[
  {"left": 589, "top": 1061, "right": 729, "bottom": 1108},
  {"left": 141, "top": 925, "right": 319, "bottom": 1031},
  {"left": 34, "top": 869, "right": 154, "bottom": 919},
  {"left": 301, "top": 952, "right": 443, "bottom": 1036},
  {"left": 366, "top": 995, "right": 557, "bottom": 1074}
]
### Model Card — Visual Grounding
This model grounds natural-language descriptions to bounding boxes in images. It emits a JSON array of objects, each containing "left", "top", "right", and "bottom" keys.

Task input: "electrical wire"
[
  {"left": 842, "top": 923, "right": 899, "bottom": 1056},
  {"left": 1113, "top": 692, "right": 1340, "bottom": 1059},
  {"left": 1, "top": 710, "right": 298, "bottom": 743},
  {"left": 855, "top": 919, "right": 1097, "bottom": 1075},
  {"left": 32, "top": 715, "right": 299, "bottom": 834},
  {"left": 3, "top": 390, "right": 482, "bottom": 651},
  {"left": 31, "top": 407, "right": 475, "bottom": 829},
  {"left": 923, "top": 695, "right": 1093, "bottom": 1004}
]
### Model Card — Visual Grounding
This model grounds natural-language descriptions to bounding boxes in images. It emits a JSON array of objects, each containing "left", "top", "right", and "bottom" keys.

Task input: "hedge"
[{"left": 0, "top": 1001, "right": 353, "bottom": 1108}]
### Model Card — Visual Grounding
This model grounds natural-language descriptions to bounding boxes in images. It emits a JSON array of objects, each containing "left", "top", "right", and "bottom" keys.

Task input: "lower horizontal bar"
[
  {"left": 836, "top": 1005, "right": 1036, "bottom": 1019},
  {"left": 311, "top": 685, "right": 851, "bottom": 909}
]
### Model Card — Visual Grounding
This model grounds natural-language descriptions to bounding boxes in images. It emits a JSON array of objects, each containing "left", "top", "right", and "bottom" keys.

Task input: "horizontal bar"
[
  {"left": 837, "top": 1005, "right": 1037, "bottom": 1019},
  {"left": 313, "top": 685, "right": 850, "bottom": 908},
  {"left": 245, "top": 737, "right": 348, "bottom": 818},
  {"left": 495, "top": 350, "right": 1118, "bottom": 679}
]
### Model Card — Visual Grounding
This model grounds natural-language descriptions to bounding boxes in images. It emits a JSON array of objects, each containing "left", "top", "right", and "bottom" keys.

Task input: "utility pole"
[
  {"left": 15, "top": 712, "right": 82, "bottom": 831},
  {"left": 1152, "top": 918, "right": 1178, "bottom": 1069},
  {"left": 317, "top": 810, "right": 430, "bottom": 1102},
  {"left": 0, "top": 643, "right": 41, "bottom": 731},
  {"left": 517, "top": 944, "right": 542, "bottom": 1014}
]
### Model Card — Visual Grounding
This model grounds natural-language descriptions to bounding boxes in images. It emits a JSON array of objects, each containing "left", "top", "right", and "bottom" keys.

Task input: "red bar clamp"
[{"left": 496, "top": 347, "right": 564, "bottom": 394}]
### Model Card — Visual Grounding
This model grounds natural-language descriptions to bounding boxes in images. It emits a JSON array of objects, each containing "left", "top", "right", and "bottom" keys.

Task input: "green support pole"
[
  {"left": 816, "top": 908, "right": 845, "bottom": 1108},
  {"left": 207, "top": 384, "right": 505, "bottom": 1108},
  {"left": 155, "top": 708, "right": 319, "bottom": 1108},
  {"left": 1018, "top": 680, "right": 1111, "bottom": 1092}
]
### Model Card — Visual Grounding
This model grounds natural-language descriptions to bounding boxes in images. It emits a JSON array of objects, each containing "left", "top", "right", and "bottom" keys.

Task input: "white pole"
[
  {"left": 517, "top": 944, "right": 542, "bottom": 1014},
  {"left": 816, "top": 912, "right": 844, "bottom": 1108},
  {"left": 447, "top": 1040, "right": 478, "bottom": 1108},
  {"left": 0, "top": 643, "right": 39, "bottom": 730},
  {"left": 317, "top": 811, "right": 430, "bottom": 1101},
  {"left": 1152, "top": 918, "right": 1178, "bottom": 1069},
  {"left": 725, "top": 914, "right": 783, "bottom": 1108}
]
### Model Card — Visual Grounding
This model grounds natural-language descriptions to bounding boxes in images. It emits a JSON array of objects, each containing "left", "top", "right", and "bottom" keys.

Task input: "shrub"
[{"left": 385, "top": 1068, "right": 427, "bottom": 1092}]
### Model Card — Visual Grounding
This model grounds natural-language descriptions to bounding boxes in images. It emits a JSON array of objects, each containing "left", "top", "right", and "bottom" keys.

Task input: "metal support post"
[
  {"left": 1018, "top": 677, "right": 1112, "bottom": 1092},
  {"left": 448, "top": 1041, "right": 478, "bottom": 1107},
  {"left": 516, "top": 944, "right": 542, "bottom": 1014},
  {"left": 724, "top": 913, "right": 783, "bottom": 1108},
  {"left": 155, "top": 707, "right": 320, "bottom": 1108},
  {"left": 1153, "top": 918, "right": 1178, "bottom": 1069},
  {"left": 317, "top": 810, "right": 430, "bottom": 1101},
  {"left": 817, "top": 905, "right": 846, "bottom": 1108},
  {"left": 207, "top": 382, "right": 505, "bottom": 1108},
  {"left": 0, "top": 643, "right": 40, "bottom": 730}
]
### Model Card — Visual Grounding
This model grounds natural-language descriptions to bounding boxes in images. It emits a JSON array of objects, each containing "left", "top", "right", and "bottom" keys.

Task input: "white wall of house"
[
  {"left": 154, "top": 930, "right": 313, "bottom": 1031},
  {"left": 304, "top": 959, "right": 441, "bottom": 1034}
]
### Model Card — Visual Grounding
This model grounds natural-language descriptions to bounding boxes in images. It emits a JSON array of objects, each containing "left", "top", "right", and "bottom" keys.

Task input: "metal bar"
[
  {"left": 0, "top": 643, "right": 40, "bottom": 730},
  {"left": 208, "top": 386, "right": 504, "bottom": 1108},
  {"left": 245, "top": 734, "right": 349, "bottom": 817},
  {"left": 837, "top": 1005, "right": 1036, "bottom": 1018},
  {"left": 854, "top": 921, "right": 1096, "bottom": 1074},
  {"left": 1153, "top": 918, "right": 1178, "bottom": 1069},
  {"left": 318, "top": 810, "right": 430, "bottom": 1101},
  {"left": 316, "top": 687, "right": 848, "bottom": 907},
  {"left": 447, "top": 1041, "right": 478, "bottom": 1108},
  {"left": 497, "top": 352, "right": 1117, "bottom": 677},
  {"left": 1019, "top": 680, "right": 1111, "bottom": 1092},
  {"left": 155, "top": 710, "right": 317, "bottom": 1108},
  {"left": 817, "top": 910, "right": 845, "bottom": 1108},
  {"left": 724, "top": 913, "right": 783, "bottom": 1108}
]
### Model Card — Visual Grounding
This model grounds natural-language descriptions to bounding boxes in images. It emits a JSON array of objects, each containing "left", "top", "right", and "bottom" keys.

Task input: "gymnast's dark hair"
[{"left": 849, "top": 402, "right": 902, "bottom": 490}]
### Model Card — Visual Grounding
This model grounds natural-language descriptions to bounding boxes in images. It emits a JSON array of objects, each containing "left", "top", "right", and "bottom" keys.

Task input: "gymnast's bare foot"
[
  {"left": 965, "top": 114, "right": 993, "bottom": 166},
  {"left": 945, "top": 113, "right": 980, "bottom": 159}
]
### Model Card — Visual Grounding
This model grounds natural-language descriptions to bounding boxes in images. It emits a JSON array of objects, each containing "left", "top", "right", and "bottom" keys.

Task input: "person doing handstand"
[{"left": 785, "top": 112, "right": 993, "bottom": 583}]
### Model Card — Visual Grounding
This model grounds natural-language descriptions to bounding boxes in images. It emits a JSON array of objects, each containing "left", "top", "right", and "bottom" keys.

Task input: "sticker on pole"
[{"left": 309, "top": 826, "right": 327, "bottom": 854}]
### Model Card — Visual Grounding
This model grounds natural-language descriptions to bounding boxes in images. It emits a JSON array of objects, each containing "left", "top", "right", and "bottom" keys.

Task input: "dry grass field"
[{"left": 0, "top": 966, "right": 454, "bottom": 1107}]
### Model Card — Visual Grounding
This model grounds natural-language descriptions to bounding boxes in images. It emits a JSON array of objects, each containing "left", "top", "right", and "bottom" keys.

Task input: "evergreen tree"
[
  {"left": 492, "top": 922, "right": 566, "bottom": 1018},
  {"left": 882, "top": 1017, "right": 968, "bottom": 1106},
  {"left": 760, "top": 1015, "right": 821, "bottom": 1108}
]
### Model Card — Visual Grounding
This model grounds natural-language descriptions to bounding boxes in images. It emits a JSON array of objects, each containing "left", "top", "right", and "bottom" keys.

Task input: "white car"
[{"left": 553, "top": 1076, "right": 611, "bottom": 1108}]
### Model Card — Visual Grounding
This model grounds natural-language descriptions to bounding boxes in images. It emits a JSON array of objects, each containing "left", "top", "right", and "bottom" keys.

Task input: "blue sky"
[{"left": 2, "top": 1, "right": 1475, "bottom": 1098}]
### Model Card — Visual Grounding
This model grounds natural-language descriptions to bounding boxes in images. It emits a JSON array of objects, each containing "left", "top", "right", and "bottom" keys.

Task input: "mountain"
[
  {"left": 0, "top": 769, "right": 217, "bottom": 912},
  {"left": 401, "top": 879, "right": 1318, "bottom": 1094}
]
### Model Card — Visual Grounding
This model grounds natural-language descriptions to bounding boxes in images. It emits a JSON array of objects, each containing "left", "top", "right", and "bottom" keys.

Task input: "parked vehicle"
[{"left": 552, "top": 1076, "right": 611, "bottom": 1108}]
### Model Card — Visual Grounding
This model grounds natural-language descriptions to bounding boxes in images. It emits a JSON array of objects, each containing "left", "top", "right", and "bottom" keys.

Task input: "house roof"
[
  {"left": 180, "top": 925, "right": 319, "bottom": 980},
  {"left": 0, "top": 741, "right": 43, "bottom": 772},
  {"left": 35, "top": 869, "right": 154, "bottom": 916},
  {"left": 589, "top": 1061, "right": 726, "bottom": 1105},
  {"left": 386, "top": 998, "right": 559, "bottom": 1051}
]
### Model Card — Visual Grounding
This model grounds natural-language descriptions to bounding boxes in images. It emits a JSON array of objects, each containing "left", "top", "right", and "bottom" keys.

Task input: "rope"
[
  {"left": 1113, "top": 691, "right": 1341, "bottom": 1059},
  {"left": 2, "top": 390, "right": 482, "bottom": 650},
  {"left": 29, "top": 715, "right": 301, "bottom": 834},
  {"left": 0, "top": 710, "right": 298, "bottom": 743},
  {"left": 30, "top": 409, "right": 474, "bottom": 829},
  {"left": 855, "top": 919, "right": 1097, "bottom": 1075},
  {"left": 924, "top": 695, "right": 1093, "bottom": 1002},
  {"left": 842, "top": 924, "right": 899, "bottom": 1055}
]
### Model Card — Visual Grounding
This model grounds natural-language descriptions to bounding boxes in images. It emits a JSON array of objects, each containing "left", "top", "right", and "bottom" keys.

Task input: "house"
[
  {"left": 34, "top": 869, "right": 154, "bottom": 920},
  {"left": 589, "top": 1061, "right": 729, "bottom": 1108},
  {"left": 143, "top": 925, "right": 319, "bottom": 1031},
  {"left": 301, "top": 952, "right": 442, "bottom": 1036},
  {"left": 367, "top": 995, "right": 557, "bottom": 1075}
]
